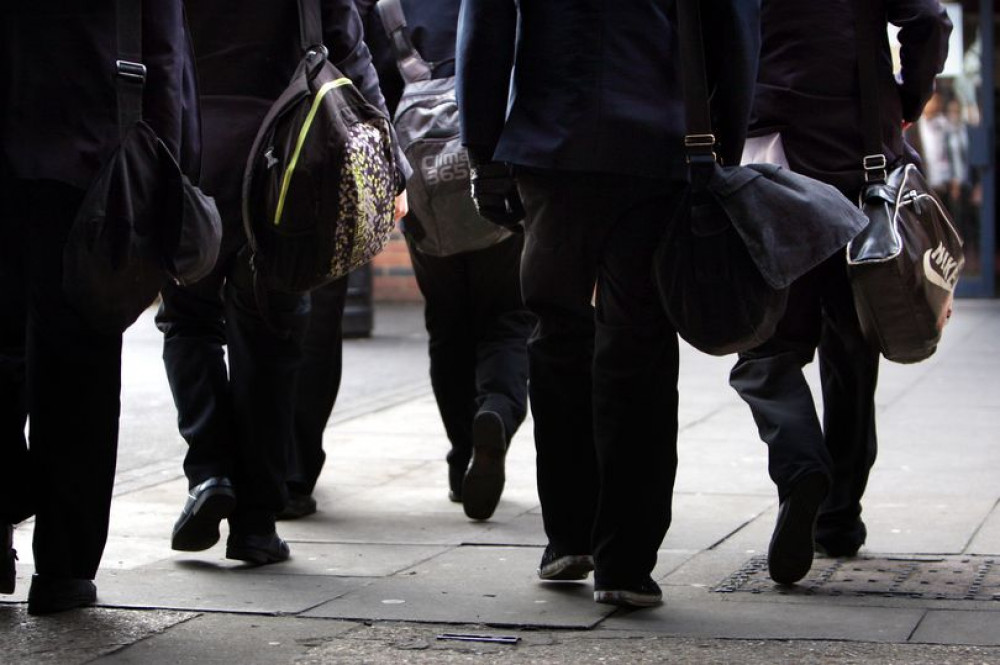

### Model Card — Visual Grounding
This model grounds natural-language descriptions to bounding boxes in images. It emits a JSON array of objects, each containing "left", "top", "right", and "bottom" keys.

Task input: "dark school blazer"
[
  {"left": 1, "top": 1, "right": 200, "bottom": 190},
  {"left": 749, "top": 0, "right": 952, "bottom": 192},
  {"left": 456, "top": 0, "right": 761, "bottom": 180}
]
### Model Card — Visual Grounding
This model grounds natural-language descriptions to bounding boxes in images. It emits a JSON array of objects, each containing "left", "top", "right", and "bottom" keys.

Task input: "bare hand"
[{"left": 394, "top": 191, "right": 409, "bottom": 222}]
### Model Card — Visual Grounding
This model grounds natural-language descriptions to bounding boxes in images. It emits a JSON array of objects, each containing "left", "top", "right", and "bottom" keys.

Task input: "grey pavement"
[{"left": 3, "top": 300, "right": 1000, "bottom": 664}]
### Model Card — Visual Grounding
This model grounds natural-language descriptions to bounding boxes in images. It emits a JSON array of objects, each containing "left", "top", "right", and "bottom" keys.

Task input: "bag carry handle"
[
  {"left": 675, "top": 0, "right": 719, "bottom": 190},
  {"left": 851, "top": 0, "right": 890, "bottom": 183},
  {"left": 375, "top": 0, "right": 434, "bottom": 83},
  {"left": 114, "top": 0, "right": 146, "bottom": 139}
]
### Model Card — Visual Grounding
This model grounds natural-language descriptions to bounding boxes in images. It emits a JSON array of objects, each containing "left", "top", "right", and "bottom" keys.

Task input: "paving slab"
[
  {"left": 95, "top": 613, "right": 358, "bottom": 664},
  {"left": 165, "top": 542, "right": 453, "bottom": 579},
  {"left": 1, "top": 606, "right": 193, "bottom": 665},
  {"left": 94, "top": 564, "right": 370, "bottom": 614},
  {"left": 858, "top": 496, "right": 997, "bottom": 554},
  {"left": 662, "top": 493, "right": 774, "bottom": 551},
  {"left": 304, "top": 545, "right": 612, "bottom": 628},
  {"left": 910, "top": 609, "right": 1000, "bottom": 646},
  {"left": 601, "top": 596, "right": 926, "bottom": 643},
  {"left": 969, "top": 504, "right": 1000, "bottom": 554}
]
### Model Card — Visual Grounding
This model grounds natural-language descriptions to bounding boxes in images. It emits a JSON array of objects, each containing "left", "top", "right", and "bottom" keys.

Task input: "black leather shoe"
[
  {"left": 462, "top": 411, "right": 506, "bottom": 520},
  {"left": 768, "top": 472, "right": 830, "bottom": 585},
  {"left": 226, "top": 531, "right": 290, "bottom": 565},
  {"left": 447, "top": 461, "right": 466, "bottom": 504},
  {"left": 27, "top": 574, "right": 97, "bottom": 615},
  {"left": 276, "top": 492, "right": 317, "bottom": 521},
  {"left": 171, "top": 477, "right": 237, "bottom": 551},
  {"left": 2, "top": 524, "right": 16, "bottom": 595}
]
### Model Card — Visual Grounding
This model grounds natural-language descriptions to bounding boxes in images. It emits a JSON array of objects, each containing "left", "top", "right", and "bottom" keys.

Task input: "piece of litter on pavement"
[{"left": 436, "top": 633, "right": 520, "bottom": 645}]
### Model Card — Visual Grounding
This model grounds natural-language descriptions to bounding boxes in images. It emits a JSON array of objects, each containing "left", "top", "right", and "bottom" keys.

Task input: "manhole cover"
[{"left": 714, "top": 555, "right": 1000, "bottom": 600}]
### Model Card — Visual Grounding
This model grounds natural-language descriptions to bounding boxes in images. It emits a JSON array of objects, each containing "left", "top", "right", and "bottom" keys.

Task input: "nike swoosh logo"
[{"left": 923, "top": 250, "right": 955, "bottom": 292}]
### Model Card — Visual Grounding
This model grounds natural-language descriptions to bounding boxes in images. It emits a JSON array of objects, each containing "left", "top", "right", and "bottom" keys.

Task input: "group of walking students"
[{"left": 1, "top": 0, "right": 952, "bottom": 615}]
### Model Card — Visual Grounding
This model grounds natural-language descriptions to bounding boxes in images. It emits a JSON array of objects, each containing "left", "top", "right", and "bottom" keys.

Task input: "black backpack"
[
  {"left": 376, "top": 0, "right": 508, "bottom": 256},
  {"left": 242, "top": 0, "right": 398, "bottom": 294}
]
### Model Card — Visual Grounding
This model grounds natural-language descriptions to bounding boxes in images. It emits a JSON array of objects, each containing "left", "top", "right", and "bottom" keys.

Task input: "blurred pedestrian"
[
  {"left": 729, "top": 0, "right": 951, "bottom": 585},
  {"left": 355, "top": 0, "right": 534, "bottom": 521},
  {"left": 457, "top": 0, "right": 759, "bottom": 606},
  {"left": 156, "top": 0, "right": 406, "bottom": 563},
  {"left": 0, "top": 1, "right": 199, "bottom": 613}
]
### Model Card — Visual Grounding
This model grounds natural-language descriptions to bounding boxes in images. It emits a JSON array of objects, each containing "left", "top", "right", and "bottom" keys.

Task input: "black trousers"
[
  {"left": 0, "top": 179, "right": 121, "bottom": 580},
  {"left": 516, "top": 168, "right": 684, "bottom": 588},
  {"left": 156, "top": 188, "right": 309, "bottom": 534},
  {"left": 407, "top": 233, "right": 533, "bottom": 470},
  {"left": 729, "top": 252, "right": 879, "bottom": 544},
  {"left": 287, "top": 276, "right": 349, "bottom": 496}
]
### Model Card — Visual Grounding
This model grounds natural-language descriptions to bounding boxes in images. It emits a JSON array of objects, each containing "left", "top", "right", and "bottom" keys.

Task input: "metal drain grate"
[{"left": 714, "top": 555, "right": 1000, "bottom": 601}]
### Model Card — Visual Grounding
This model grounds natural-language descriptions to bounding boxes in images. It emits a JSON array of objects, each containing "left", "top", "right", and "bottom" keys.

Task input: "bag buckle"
[
  {"left": 863, "top": 154, "right": 887, "bottom": 183},
  {"left": 685, "top": 133, "right": 717, "bottom": 163},
  {"left": 116, "top": 60, "right": 147, "bottom": 83}
]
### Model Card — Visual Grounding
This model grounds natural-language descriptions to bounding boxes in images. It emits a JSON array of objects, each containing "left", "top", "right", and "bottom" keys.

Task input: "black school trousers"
[
  {"left": 0, "top": 179, "right": 121, "bottom": 580},
  {"left": 156, "top": 181, "right": 310, "bottom": 534},
  {"left": 729, "top": 252, "right": 879, "bottom": 543},
  {"left": 516, "top": 168, "right": 684, "bottom": 588},
  {"left": 407, "top": 233, "right": 533, "bottom": 469}
]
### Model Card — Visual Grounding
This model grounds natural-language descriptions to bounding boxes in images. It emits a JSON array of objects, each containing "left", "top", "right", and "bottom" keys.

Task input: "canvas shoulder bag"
[
  {"left": 655, "top": 0, "right": 869, "bottom": 355},
  {"left": 375, "top": 0, "right": 508, "bottom": 256},
  {"left": 63, "top": 0, "right": 222, "bottom": 334}
]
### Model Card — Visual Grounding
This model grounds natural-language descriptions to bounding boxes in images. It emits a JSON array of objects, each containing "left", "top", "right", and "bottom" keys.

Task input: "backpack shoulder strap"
[
  {"left": 375, "top": 0, "right": 433, "bottom": 83},
  {"left": 850, "top": 0, "right": 889, "bottom": 183},
  {"left": 297, "top": 0, "right": 324, "bottom": 52},
  {"left": 114, "top": 0, "right": 145, "bottom": 138}
]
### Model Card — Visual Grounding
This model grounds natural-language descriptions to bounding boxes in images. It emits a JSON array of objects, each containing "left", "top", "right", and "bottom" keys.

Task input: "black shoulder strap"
[
  {"left": 297, "top": 0, "right": 324, "bottom": 52},
  {"left": 375, "top": 0, "right": 433, "bottom": 83},
  {"left": 115, "top": 0, "right": 146, "bottom": 138},
  {"left": 851, "top": 0, "right": 889, "bottom": 183},
  {"left": 675, "top": 0, "right": 718, "bottom": 188}
]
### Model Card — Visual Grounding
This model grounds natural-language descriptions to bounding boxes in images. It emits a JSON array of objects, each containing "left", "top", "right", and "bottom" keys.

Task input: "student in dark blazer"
[
  {"left": 354, "top": 0, "right": 534, "bottom": 520},
  {"left": 156, "top": 0, "right": 404, "bottom": 563},
  {"left": 457, "top": 0, "right": 760, "bottom": 607},
  {"left": 0, "top": 1, "right": 199, "bottom": 613},
  {"left": 729, "top": 0, "right": 951, "bottom": 585}
]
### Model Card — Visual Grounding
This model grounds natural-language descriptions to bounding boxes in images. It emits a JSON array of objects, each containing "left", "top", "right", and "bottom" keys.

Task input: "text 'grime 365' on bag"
[
  {"left": 242, "top": 0, "right": 398, "bottom": 295},
  {"left": 846, "top": 0, "right": 963, "bottom": 364},
  {"left": 375, "top": 0, "right": 508, "bottom": 256}
]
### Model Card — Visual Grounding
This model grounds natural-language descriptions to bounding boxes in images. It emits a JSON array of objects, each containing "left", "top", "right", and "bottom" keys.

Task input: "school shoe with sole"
[
  {"left": 171, "top": 477, "right": 237, "bottom": 551},
  {"left": 27, "top": 575, "right": 97, "bottom": 615},
  {"left": 768, "top": 471, "right": 830, "bottom": 585},
  {"left": 226, "top": 531, "right": 290, "bottom": 565},
  {"left": 537, "top": 546, "right": 594, "bottom": 581},
  {"left": 594, "top": 577, "right": 663, "bottom": 608},
  {"left": 276, "top": 491, "right": 317, "bottom": 521},
  {"left": 462, "top": 411, "right": 507, "bottom": 520}
]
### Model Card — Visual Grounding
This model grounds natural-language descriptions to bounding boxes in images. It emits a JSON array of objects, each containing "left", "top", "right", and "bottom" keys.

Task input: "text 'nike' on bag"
[{"left": 847, "top": 164, "right": 963, "bottom": 363}]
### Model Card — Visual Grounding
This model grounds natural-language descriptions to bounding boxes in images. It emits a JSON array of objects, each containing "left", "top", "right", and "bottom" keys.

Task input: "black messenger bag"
[
  {"left": 64, "top": 0, "right": 222, "bottom": 334},
  {"left": 656, "top": 0, "right": 869, "bottom": 356}
]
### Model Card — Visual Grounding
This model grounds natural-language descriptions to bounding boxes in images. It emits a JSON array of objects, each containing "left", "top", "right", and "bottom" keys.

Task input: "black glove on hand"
[{"left": 469, "top": 160, "right": 525, "bottom": 230}]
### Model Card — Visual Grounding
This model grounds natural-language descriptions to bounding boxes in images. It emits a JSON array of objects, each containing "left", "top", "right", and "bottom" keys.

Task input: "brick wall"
[{"left": 372, "top": 231, "right": 423, "bottom": 302}]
